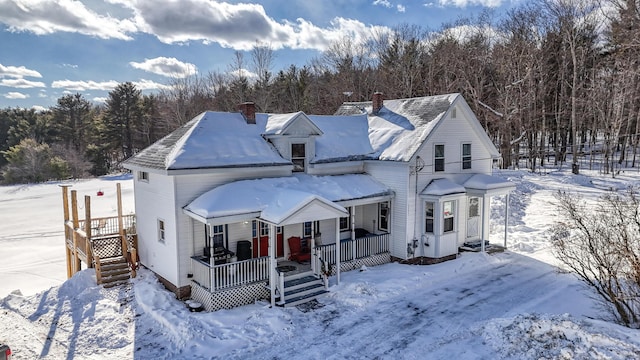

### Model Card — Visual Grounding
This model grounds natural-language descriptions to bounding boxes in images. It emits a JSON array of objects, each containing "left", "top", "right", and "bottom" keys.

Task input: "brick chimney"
[
  {"left": 237, "top": 102, "right": 256, "bottom": 124},
  {"left": 372, "top": 92, "right": 384, "bottom": 114}
]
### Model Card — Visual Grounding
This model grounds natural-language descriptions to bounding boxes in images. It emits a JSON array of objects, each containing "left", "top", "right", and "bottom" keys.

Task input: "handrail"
[
  {"left": 315, "top": 233, "right": 390, "bottom": 265},
  {"left": 191, "top": 256, "right": 270, "bottom": 292}
]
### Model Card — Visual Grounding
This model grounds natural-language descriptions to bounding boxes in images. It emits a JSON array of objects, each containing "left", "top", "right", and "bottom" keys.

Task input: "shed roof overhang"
[{"left": 463, "top": 174, "right": 515, "bottom": 196}]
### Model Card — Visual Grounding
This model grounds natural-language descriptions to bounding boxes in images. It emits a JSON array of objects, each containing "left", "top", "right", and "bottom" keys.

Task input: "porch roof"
[
  {"left": 183, "top": 174, "right": 393, "bottom": 225},
  {"left": 420, "top": 178, "right": 466, "bottom": 196},
  {"left": 463, "top": 174, "right": 515, "bottom": 195}
]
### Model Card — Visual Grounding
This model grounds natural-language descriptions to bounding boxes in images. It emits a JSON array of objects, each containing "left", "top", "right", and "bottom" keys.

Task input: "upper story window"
[
  {"left": 434, "top": 144, "right": 445, "bottom": 172},
  {"left": 138, "top": 171, "right": 149, "bottom": 182},
  {"left": 462, "top": 143, "right": 472, "bottom": 170},
  {"left": 291, "top": 143, "right": 306, "bottom": 172}
]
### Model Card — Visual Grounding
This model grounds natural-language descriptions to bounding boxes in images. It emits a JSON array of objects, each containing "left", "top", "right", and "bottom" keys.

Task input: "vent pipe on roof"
[
  {"left": 372, "top": 92, "right": 384, "bottom": 115},
  {"left": 237, "top": 102, "right": 256, "bottom": 124}
]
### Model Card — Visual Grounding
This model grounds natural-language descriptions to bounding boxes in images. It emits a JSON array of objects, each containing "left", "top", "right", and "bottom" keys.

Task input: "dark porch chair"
[{"left": 288, "top": 236, "right": 311, "bottom": 263}]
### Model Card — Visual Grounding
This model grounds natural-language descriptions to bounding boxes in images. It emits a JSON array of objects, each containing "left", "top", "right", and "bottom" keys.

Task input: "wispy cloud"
[
  {"left": 0, "top": 63, "right": 42, "bottom": 78},
  {"left": 51, "top": 79, "right": 170, "bottom": 92},
  {"left": 434, "top": 0, "right": 503, "bottom": 8},
  {"left": 130, "top": 57, "right": 197, "bottom": 78},
  {"left": 0, "top": 0, "right": 136, "bottom": 40},
  {"left": 4, "top": 91, "right": 29, "bottom": 99},
  {"left": 0, "top": 78, "right": 46, "bottom": 88},
  {"left": 373, "top": 0, "right": 392, "bottom": 8},
  {"left": 397, "top": 4, "right": 406, "bottom": 12},
  {"left": 92, "top": 97, "right": 108, "bottom": 103}
]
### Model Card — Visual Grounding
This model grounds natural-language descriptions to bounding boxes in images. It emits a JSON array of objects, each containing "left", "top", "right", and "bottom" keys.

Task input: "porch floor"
[{"left": 276, "top": 259, "right": 311, "bottom": 276}]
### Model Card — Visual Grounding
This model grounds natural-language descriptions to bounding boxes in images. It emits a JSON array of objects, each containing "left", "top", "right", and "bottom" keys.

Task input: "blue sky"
[{"left": 0, "top": 0, "right": 519, "bottom": 110}]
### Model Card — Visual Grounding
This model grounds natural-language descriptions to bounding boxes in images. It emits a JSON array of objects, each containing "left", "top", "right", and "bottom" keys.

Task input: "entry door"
[
  {"left": 466, "top": 197, "right": 480, "bottom": 239},
  {"left": 252, "top": 221, "right": 284, "bottom": 258}
]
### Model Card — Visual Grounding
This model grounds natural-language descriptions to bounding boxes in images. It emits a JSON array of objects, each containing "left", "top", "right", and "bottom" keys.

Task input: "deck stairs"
[
  {"left": 278, "top": 270, "right": 328, "bottom": 307},
  {"left": 95, "top": 257, "right": 131, "bottom": 288}
]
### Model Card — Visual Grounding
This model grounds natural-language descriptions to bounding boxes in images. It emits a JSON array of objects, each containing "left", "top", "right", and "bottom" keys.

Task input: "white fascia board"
[{"left": 337, "top": 193, "right": 395, "bottom": 208}]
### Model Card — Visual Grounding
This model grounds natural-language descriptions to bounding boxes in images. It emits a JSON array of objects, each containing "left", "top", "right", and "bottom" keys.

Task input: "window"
[
  {"left": 138, "top": 171, "right": 149, "bottom": 182},
  {"left": 157, "top": 219, "right": 165, "bottom": 243},
  {"left": 340, "top": 208, "right": 352, "bottom": 231},
  {"left": 252, "top": 221, "right": 282, "bottom": 237},
  {"left": 291, "top": 143, "right": 306, "bottom": 172},
  {"left": 462, "top": 143, "right": 472, "bottom": 170},
  {"left": 378, "top": 202, "right": 389, "bottom": 232},
  {"left": 443, "top": 200, "right": 455, "bottom": 233},
  {"left": 210, "top": 224, "right": 225, "bottom": 249},
  {"left": 303, "top": 221, "right": 320, "bottom": 237},
  {"left": 468, "top": 197, "right": 479, "bottom": 218},
  {"left": 434, "top": 144, "right": 445, "bottom": 172},
  {"left": 425, "top": 202, "right": 434, "bottom": 233}
]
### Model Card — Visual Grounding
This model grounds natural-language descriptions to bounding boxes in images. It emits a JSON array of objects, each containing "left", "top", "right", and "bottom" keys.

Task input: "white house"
[{"left": 123, "top": 93, "right": 514, "bottom": 311}]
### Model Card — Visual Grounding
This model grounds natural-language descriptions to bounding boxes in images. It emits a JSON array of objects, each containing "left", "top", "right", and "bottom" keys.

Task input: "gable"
[{"left": 263, "top": 112, "right": 323, "bottom": 137}]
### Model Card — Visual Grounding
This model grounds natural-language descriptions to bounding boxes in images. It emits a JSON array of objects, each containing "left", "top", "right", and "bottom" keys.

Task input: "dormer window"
[{"left": 292, "top": 143, "right": 306, "bottom": 172}]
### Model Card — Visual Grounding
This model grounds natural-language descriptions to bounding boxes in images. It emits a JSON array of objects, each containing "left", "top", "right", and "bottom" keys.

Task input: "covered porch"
[{"left": 183, "top": 174, "right": 394, "bottom": 311}]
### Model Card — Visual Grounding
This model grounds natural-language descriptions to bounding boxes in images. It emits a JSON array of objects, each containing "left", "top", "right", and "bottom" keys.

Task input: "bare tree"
[{"left": 551, "top": 189, "right": 640, "bottom": 328}]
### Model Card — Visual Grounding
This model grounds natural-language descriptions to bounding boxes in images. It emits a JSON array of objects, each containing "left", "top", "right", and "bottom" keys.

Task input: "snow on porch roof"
[
  {"left": 463, "top": 174, "right": 516, "bottom": 193},
  {"left": 421, "top": 178, "right": 466, "bottom": 196},
  {"left": 183, "top": 173, "right": 393, "bottom": 225}
]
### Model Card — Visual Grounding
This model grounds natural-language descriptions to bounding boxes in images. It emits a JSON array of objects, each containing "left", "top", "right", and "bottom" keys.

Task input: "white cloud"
[
  {"left": 0, "top": 63, "right": 42, "bottom": 78},
  {"left": 0, "top": 0, "right": 136, "bottom": 40},
  {"left": 0, "top": 78, "right": 46, "bottom": 88},
  {"left": 436, "top": 0, "right": 503, "bottom": 8},
  {"left": 397, "top": 4, "right": 406, "bottom": 12},
  {"left": 51, "top": 79, "right": 121, "bottom": 91},
  {"left": 132, "top": 79, "right": 171, "bottom": 91},
  {"left": 92, "top": 97, "right": 108, "bottom": 103},
  {"left": 61, "top": 63, "right": 78, "bottom": 69},
  {"left": 4, "top": 91, "right": 29, "bottom": 99},
  {"left": 31, "top": 105, "right": 47, "bottom": 112},
  {"left": 373, "top": 0, "right": 392, "bottom": 8},
  {"left": 130, "top": 57, "right": 197, "bottom": 78}
]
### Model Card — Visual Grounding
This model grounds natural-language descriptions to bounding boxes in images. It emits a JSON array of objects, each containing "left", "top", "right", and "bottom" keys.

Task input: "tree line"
[{"left": 2, "top": 0, "right": 639, "bottom": 184}]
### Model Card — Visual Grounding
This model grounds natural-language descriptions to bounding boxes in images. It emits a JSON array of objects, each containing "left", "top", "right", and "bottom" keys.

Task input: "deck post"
[
  {"left": 117, "top": 183, "right": 126, "bottom": 256},
  {"left": 84, "top": 195, "right": 93, "bottom": 268},
  {"left": 71, "top": 190, "right": 81, "bottom": 275},
  {"left": 61, "top": 185, "right": 73, "bottom": 278},
  {"left": 335, "top": 218, "right": 341, "bottom": 284},
  {"left": 350, "top": 206, "right": 356, "bottom": 260},
  {"left": 269, "top": 223, "right": 276, "bottom": 307},
  {"left": 481, "top": 194, "right": 488, "bottom": 253},
  {"left": 310, "top": 221, "right": 316, "bottom": 274}
]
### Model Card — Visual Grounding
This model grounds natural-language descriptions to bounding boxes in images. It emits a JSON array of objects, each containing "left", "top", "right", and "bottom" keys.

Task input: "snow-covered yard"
[{"left": 1, "top": 168, "right": 640, "bottom": 359}]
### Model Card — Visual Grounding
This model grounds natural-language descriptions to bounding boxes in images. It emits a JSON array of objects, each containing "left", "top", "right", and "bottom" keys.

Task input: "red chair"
[{"left": 288, "top": 236, "right": 311, "bottom": 263}]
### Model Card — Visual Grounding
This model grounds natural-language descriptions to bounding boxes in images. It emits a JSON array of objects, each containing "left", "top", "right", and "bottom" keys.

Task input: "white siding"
[{"left": 365, "top": 161, "right": 410, "bottom": 259}]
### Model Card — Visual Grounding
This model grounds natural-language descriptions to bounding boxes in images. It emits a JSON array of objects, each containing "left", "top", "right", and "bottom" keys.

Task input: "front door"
[
  {"left": 252, "top": 221, "right": 284, "bottom": 258},
  {"left": 466, "top": 197, "right": 480, "bottom": 239}
]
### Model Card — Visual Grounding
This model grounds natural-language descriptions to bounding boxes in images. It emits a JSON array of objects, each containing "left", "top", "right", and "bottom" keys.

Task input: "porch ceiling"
[{"left": 182, "top": 173, "right": 390, "bottom": 225}]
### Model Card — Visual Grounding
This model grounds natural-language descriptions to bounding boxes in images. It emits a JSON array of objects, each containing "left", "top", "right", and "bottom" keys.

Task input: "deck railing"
[
  {"left": 78, "top": 214, "right": 136, "bottom": 236},
  {"left": 191, "top": 256, "right": 270, "bottom": 292},
  {"left": 315, "top": 233, "right": 390, "bottom": 266}
]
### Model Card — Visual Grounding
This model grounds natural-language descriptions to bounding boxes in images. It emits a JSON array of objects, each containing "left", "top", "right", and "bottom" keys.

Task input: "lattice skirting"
[
  {"left": 190, "top": 281, "right": 270, "bottom": 312},
  {"left": 328, "top": 252, "right": 391, "bottom": 276}
]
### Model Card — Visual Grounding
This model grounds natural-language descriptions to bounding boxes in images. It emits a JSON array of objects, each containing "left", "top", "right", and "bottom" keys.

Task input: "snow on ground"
[{"left": 1, "top": 168, "right": 640, "bottom": 359}]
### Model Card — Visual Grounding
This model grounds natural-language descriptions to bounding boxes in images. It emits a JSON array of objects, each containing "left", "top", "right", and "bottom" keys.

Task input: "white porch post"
[
  {"left": 481, "top": 194, "right": 488, "bottom": 252},
  {"left": 310, "top": 221, "right": 316, "bottom": 274},
  {"left": 504, "top": 193, "right": 510, "bottom": 249},
  {"left": 269, "top": 223, "right": 276, "bottom": 307},
  {"left": 350, "top": 205, "right": 356, "bottom": 260},
  {"left": 335, "top": 217, "right": 341, "bottom": 284}
]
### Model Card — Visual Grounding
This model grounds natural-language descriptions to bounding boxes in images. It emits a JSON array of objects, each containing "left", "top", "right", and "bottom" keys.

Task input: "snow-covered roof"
[
  {"left": 421, "top": 178, "right": 467, "bottom": 196},
  {"left": 183, "top": 174, "right": 393, "bottom": 224},
  {"left": 464, "top": 174, "right": 516, "bottom": 193},
  {"left": 309, "top": 113, "right": 375, "bottom": 163},
  {"left": 124, "top": 111, "right": 291, "bottom": 171},
  {"left": 335, "top": 94, "right": 459, "bottom": 161}
]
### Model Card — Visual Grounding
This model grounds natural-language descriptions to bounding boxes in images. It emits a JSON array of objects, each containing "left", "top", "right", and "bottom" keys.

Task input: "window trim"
[
  {"left": 291, "top": 142, "right": 306, "bottom": 172},
  {"left": 434, "top": 144, "right": 445, "bottom": 172},
  {"left": 425, "top": 202, "right": 434, "bottom": 234},
  {"left": 157, "top": 218, "right": 165, "bottom": 243},
  {"left": 462, "top": 143, "right": 472, "bottom": 170},
  {"left": 138, "top": 171, "right": 149, "bottom": 182},
  {"left": 303, "top": 221, "right": 320, "bottom": 237},
  {"left": 378, "top": 201, "right": 390, "bottom": 232},
  {"left": 339, "top": 208, "right": 352, "bottom": 232},
  {"left": 443, "top": 200, "right": 455, "bottom": 233}
]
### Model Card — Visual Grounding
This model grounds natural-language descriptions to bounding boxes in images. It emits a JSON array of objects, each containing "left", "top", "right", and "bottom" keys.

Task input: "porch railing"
[
  {"left": 315, "top": 233, "right": 389, "bottom": 266},
  {"left": 78, "top": 214, "right": 136, "bottom": 236},
  {"left": 191, "top": 256, "right": 270, "bottom": 292}
]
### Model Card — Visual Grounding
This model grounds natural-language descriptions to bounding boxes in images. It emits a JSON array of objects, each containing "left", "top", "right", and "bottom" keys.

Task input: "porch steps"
[
  {"left": 279, "top": 271, "right": 328, "bottom": 307},
  {"left": 97, "top": 257, "right": 131, "bottom": 288}
]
